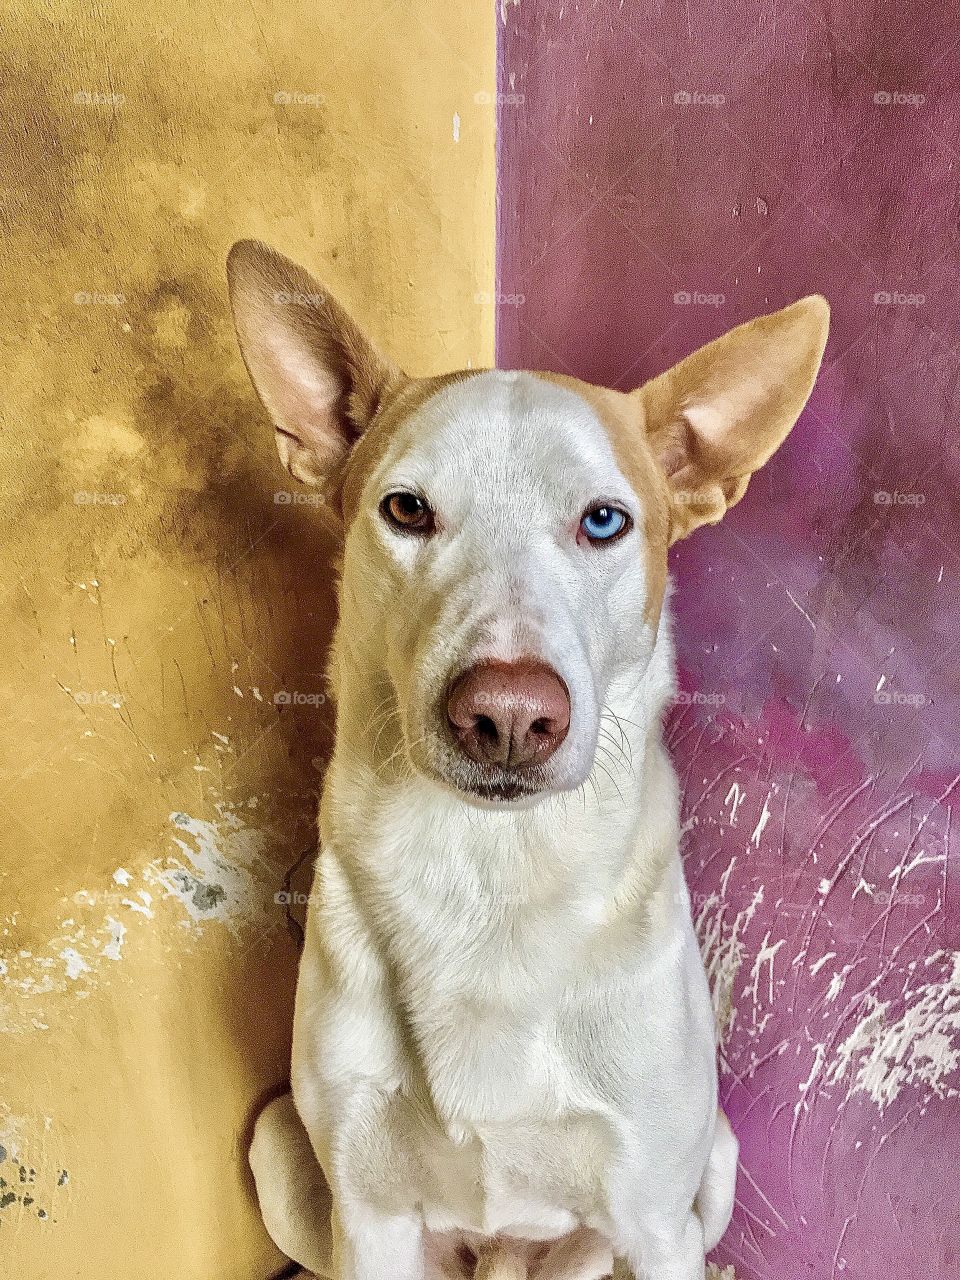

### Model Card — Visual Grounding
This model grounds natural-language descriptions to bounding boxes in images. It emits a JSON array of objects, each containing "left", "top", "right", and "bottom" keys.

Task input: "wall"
[
  {"left": 498, "top": 3, "right": 960, "bottom": 1276},
  {"left": 0, "top": 3, "right": 495, "bottom": 1276}
]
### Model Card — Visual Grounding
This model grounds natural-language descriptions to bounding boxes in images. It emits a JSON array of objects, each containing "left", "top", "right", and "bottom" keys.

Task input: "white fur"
[{"left": 280, "top": 372, "right": 737, "bottom": 1279}]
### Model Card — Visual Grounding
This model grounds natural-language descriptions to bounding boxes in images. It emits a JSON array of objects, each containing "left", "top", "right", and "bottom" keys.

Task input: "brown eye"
[{"left": 380, "top": 491, "right": 435, "bottom": 534}]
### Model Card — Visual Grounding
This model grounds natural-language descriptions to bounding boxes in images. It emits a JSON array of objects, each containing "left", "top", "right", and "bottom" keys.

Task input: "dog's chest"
[{"left": 384, "top": 863, "right": 604, "bottom": 1122}]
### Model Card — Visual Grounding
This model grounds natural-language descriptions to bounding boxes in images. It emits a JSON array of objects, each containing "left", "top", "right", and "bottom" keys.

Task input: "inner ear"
[
  {"left": 636, "top": 295, "right": 830, "bottom": 541},
  {"left": 227, "top": 239, "right": 404, "bottom": 487}
]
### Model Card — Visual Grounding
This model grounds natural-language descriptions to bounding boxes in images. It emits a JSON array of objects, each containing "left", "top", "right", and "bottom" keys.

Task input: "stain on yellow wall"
[{"left": 0, "top": 3, "right": 495, "bottom": 1275}]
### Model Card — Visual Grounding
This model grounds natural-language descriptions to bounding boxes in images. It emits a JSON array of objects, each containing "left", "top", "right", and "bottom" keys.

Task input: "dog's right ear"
[{"left": 227, "top": 240, "right": 404, "bottom": 487}]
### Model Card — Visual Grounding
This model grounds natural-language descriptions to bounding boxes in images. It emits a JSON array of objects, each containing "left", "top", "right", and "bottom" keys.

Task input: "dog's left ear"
[
  {"left": 635, "top": 296, "right": 829, "bottom": 541},
  {"left": 227, "top": 239, "right": 404, "bottom": 488}
]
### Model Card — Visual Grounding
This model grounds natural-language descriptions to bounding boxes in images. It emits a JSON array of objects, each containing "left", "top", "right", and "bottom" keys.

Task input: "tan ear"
[
  {"left": 226, "top": 239, "right": 404, "bottom": 486},
  {"left": 635, "top": 296, "right": 830, "bottom": 541}
]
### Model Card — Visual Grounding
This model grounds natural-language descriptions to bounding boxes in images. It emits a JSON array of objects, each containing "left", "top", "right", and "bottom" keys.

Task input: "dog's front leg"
[
  {"left": 332, "top": 1199, "right": 427, "bottom": 1280},
  {"left": 608, "top": 1208, "right": 706, "bottom": 1280}
]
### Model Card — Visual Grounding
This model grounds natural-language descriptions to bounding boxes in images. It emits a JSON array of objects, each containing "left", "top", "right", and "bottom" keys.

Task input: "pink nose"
[{"left": 446, "top": 660, "right": 571, "bottom": 769}]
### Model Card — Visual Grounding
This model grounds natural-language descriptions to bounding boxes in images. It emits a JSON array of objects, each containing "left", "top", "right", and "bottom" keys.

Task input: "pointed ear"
[
  {"left": 635, "top": 296, "right": 830, "bottom": 541},
  {"left": 226, "top": 239, "right": 404, "bottom": 487}
]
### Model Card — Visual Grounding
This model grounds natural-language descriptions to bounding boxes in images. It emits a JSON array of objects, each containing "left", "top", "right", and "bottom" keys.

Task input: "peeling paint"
[
  {"left": 0, "top": 1110, "right": 61, "bottom": 1223},
  {"left": 150, "top": 807, "right": 273, "bottom": 932},
  {"left": 1, "top": 798, "right": 281, "bottom": 1033}
]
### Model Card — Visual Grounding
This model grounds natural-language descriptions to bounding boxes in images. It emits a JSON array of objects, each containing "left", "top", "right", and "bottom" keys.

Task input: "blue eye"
[{"left": 580, "top": 504, "right": 630, "bottom": 544}]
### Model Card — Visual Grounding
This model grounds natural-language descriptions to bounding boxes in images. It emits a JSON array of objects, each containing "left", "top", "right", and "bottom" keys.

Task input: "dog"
[{"left": 227, "top": 239, "right": 829, "bottom": 1280}]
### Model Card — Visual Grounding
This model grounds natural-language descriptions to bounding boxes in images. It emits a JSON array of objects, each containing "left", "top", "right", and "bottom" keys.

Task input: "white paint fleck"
[
  {"left": 122, "top": 890, "right": 153, "bottom": 918},
  {"left": 724, "top": 782, "right": 745, "bottom": 826},
  {"left": 147, "top": 807, "right": 273, "bottom": 934},
  {"left": 113, "top": 868, "right": 131, "bottom": 886},
  {"left": 750, "top": 792, "right": 773, "bottom": 847},
  {"left": 101, "top": 916, "right": 126, "bottom": 961},
  {"left": 744, "top": 930, "right": 785, "bottom": 1036},
  {"left": 809, "top": 951, "right": 836, "bottom": 977},
  {"left": 60, "top": 948, "right": 89, "bottom": 981},
  {"left": 452, "top": 112, "right": 460, "bottom": 142},
  {"left": 826, "top": 964, "right": 853, "bottom": 1003}
]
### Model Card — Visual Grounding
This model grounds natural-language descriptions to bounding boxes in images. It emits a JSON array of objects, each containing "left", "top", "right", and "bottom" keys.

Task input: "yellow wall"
[{"left": 0, "top": 3, "right": 495, "bottom": 1275}]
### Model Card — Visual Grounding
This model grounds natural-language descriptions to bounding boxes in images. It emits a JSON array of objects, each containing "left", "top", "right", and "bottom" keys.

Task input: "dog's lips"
[
  {"left": 427, "top": 747, "right": 566, "bottom": 805},
  {"left": 457, "top": 775, "right": 539, "bottom": 803}
]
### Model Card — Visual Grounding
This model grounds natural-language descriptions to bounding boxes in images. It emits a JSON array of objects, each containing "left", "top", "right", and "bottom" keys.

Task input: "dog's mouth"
[
  {"left": 452, "top": 770, "right": 546, "bottom": 804},
  {"left": 414, "top": 732, "right": 573, "bottom": 807}
]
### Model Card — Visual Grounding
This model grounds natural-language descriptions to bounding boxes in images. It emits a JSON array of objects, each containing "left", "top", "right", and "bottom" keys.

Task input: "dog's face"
[
  {"left": 228, "top": 241, "right": 829, "bottom": 805},
  {"left": 337, "top": 370, "right": 661, "bottom": 803}
]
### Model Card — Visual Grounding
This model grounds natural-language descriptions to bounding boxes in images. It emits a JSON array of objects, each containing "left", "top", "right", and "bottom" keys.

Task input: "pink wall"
[{"left": 497, "top": 4, "right": 960, "bottom": 1276}]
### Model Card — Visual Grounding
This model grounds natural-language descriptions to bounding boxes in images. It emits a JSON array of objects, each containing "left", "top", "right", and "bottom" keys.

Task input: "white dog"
[{"left": 228, "top": 240, "right": 829, "bottom": 1280}]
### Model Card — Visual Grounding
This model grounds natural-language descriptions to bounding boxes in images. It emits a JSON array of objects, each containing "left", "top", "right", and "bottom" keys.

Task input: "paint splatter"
[
  {"left": 823, "top": 951, "right": 960, "bottom": 1108},
  {"left": 695, "top": 881, "right": 764, "bottom": 1042}
]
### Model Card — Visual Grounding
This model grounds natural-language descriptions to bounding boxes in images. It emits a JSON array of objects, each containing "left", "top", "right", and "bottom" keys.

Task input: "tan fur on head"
[{"left": 228, "top": 239, "right": 828, "bottom": 553}]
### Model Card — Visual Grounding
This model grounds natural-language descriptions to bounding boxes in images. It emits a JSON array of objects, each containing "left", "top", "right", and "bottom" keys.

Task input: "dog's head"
[{"left": 228, "top": 241, "right": 828, "bottom": 806}]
